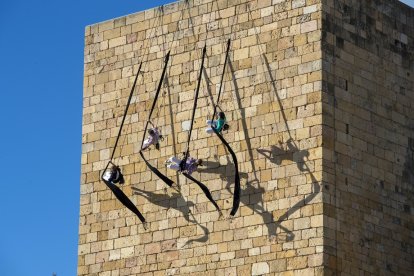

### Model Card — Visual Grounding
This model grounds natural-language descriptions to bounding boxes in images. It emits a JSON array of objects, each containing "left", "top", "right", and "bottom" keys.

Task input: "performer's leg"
[{"left": 166, "top": 163, "right": 180, "bottom": 171}]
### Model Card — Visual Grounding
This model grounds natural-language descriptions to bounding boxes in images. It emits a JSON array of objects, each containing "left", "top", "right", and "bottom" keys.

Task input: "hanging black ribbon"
[
  {"left": 140, "top": 51, "right": 174, "bottom": 187},
  {"left": 183, "top": 173, "right": 221, "bottom": 212},
  {"left": 182, "top": 46, "right": 206, "bottom": 166},
  {"left": 101, "top": 64, "right": 146, "bottom": 223},
  {"left": 140, "top": 151, "right": 174, "bottom": 186},
  {"left": 210, "top": 39, "right": 241, "bottom": 216},
  {"left": 211, "top": 39, "right": 230, "bottom": 119},
  {"left": 103, "top": 180, "right": 146, "bottom": 224},
  {"left": 180, "top": 46, "right": 221, "bottom": 213},
  {"left": 109, "top": 62, "right": 142, "bottom": 164},
  {"left": 212, "top": 128, "right": 240, "bottom": 216}
]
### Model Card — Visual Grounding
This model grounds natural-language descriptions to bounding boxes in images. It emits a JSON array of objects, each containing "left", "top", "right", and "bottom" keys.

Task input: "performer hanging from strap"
[
  {"left": 165, "top": 154, "right": 203, "bottom": 174},
  {"left": 102, "top": 164, "right": 125, "bottom": 185},
  {"left": 139, "top": 51, "right": 175, "bottom": 188},
  {"left": 172, "top": 45, "right": 221, "bottom": 215},
  {"left": 208, "top": 39, "right": 241, "bottom": 217},
  {"left": 206, "top": 111, "right": 229, "bottom": 134},
  {"left": 100, "top": 63, "right": 147, "bottom": 227},
  {"left": 141, "top": 121, "right": 164, "bottom": 150}
]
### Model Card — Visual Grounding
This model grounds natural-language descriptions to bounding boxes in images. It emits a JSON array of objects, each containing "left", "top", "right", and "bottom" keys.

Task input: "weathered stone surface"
[
  {"left": 252, "top": 262, "right": 270, "bottom": 275},
  {"left": 80, "top": 0, "right": 414, "bottom": 275}
]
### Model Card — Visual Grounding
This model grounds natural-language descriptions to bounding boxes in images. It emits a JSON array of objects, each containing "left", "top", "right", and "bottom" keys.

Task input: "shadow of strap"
[
  {"left": 212, "top": 128, "right": 240, "bottom": 216},
  {"left": 102, "top": 179, "right": 146, "bottom": 224},
  {"left": 183, "top": 173, "right": 221, "bottom": 212},
  {"left": 139, "top": 151, "right": 174, "bottom": 187},
  {"left": 183, "top": 220, "right": 209, "bottom": 247}
]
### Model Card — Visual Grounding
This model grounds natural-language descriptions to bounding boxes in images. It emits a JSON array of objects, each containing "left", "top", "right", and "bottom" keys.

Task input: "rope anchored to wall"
[
  {"left": 209, "top": 39, "right": 240, "bottom": 216},
  {"left": 179, "top": 45, "right": 222, "bottom": 214},
  {"left": 101, "top": 63, "right": 147, "bottom": 226},
  {"left": 139, "top": 51, "right": 175, "bottom": 187}
]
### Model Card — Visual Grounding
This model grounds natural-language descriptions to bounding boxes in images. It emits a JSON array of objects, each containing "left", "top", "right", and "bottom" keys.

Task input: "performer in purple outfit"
[{"left": 165, "top": 155, "right": 203, "bottom": 175}]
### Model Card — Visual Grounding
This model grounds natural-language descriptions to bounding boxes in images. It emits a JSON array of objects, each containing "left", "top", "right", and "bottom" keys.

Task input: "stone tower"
[{"left": 79, "top": 0, "right": 414, "bottom": 275}]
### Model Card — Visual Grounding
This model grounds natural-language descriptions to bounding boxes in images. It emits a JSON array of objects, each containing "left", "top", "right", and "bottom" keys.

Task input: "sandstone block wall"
[
  {"left": 322, "top": 0, "right": 414, "bottom": 275},
  {"left": 79, "top": 0, "right": 413, "bottom": 275},
  {"left": 80, "top": 0, "right": 324, "bottom": 275}
]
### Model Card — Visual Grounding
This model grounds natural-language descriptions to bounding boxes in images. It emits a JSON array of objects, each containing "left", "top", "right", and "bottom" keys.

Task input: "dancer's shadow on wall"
[
  {"left": 131, "top": 186, "right": 209, "bottom": 247},
  {"left": 257, "top": 138, "right": 310, "bottom": 171},
  {"left": 258, "top": 53, "right": 321, "bottom": 227},
  {"left": 201, "top": 159, "right": 294, "bottom": 242},
  {"left": 226, "top": 55, "right": 321, "bottom": 241},
  {"left": 257, "top": 142, "right": 321, "bottom": 234},
  {"left": 224, "top": 59, "right": 293, "bottom": 241}
]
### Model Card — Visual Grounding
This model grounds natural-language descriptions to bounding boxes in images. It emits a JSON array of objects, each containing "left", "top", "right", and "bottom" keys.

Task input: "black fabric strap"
[
  {"left": 182, "top": 46, "right": 207, "bottom": 166},
  {"left": 140, "top": 151, "right": 173, "bottom": 187},
  {"left": 211, "top": 39, "right": 231, "bottom": 120},
  {"left": 179, "top": 46, "right": 220, "bottom": 213},
  {"left": 140, "top": 51, "right": 175, "bottom": 187},
  {"left": 110, "top": 63, "right": 143, "bottom": 162},
  {"left": 210, "top": 39, "right": 241, "bottom": 216},
  {"left": 103, "top": 63, "right": 143, "bottom": 175},
  {"left": 212, "top": 128, "right": 240, "bottom": 216},
  {"left": 100, "top": 64, "right": 146, "bottom": 223},
  {"left": 141, "top": 51, "right": 170, "bottom": 145},
  {"left": 103, "top": 180, "right": 146, "bottom": 223},
  {"left": 183, "top": 173, "right": 221, "bottom": 212}
]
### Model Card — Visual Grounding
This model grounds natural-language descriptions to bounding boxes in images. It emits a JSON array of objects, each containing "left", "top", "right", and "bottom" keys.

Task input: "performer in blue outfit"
[{"left": 206, "top": 111, "right": 226, "bottom": 133}]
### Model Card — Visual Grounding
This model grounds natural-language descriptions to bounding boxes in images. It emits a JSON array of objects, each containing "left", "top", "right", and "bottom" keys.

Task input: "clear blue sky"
[
  {"left": 0, "top": 1, "right": 173, "bottom": 276},
  {"left": 0, "top": 0, "right": 412, "bottom": 276}
]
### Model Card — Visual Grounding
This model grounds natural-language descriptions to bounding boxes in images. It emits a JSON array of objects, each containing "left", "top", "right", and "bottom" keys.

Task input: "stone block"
[
  {"left": 81, "top": 1, "right": 414, "bottom": 275},
  {"left": 252, "top": 262, "right": 270, "bottom": 275}
]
